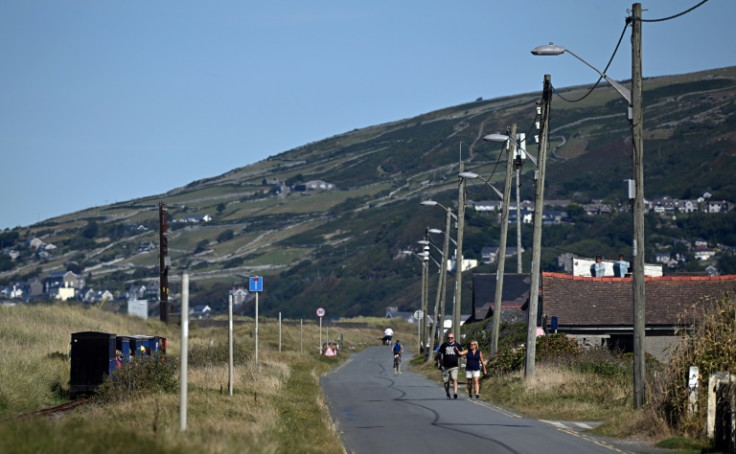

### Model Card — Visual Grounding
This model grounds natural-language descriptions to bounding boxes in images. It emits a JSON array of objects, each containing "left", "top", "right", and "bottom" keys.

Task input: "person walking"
[
  {"left": 456, "top": 340, "right": 487, "bottom": 399},
  {"left": 382, "top": 327, "right": 394, "bottom": 345},
  {"left": 438, "top": 333, "right": 461, "bottom": 399}
]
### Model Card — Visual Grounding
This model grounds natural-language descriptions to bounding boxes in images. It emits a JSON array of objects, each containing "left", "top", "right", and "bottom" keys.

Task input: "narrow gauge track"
[{"left": 18, "top": 398, "right": 88, "bottom": 418}]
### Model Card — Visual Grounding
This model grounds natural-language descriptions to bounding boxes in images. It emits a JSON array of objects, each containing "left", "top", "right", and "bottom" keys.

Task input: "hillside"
[{"left": 1, "top": 66, "right": 735, "bottom": 318}]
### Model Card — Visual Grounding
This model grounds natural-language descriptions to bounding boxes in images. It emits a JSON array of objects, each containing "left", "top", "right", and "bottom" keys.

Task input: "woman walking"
[{"left": 456, "top": 340, "right": 487, "bottom": 399}]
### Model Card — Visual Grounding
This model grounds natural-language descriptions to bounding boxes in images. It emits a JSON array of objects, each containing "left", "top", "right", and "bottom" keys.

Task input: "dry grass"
[{"left": 0, "top": 303, "right": 384, "bottom": 453}]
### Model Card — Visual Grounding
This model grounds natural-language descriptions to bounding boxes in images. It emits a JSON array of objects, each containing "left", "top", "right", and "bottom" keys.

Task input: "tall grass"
[{"left": 0, "top": 303, "right": 392, "bottom": 453}]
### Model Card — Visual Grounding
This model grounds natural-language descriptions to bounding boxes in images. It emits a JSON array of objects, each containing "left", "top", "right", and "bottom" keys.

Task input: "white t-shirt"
[{"left": 384, "top": 328, "right": 394, "bottom": 337}]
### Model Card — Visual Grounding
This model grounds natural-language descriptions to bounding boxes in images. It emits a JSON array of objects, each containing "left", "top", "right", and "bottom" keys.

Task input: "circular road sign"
[
  {"left": 414, "top": 310, "right": 424, "bottom": 320},
  {"left": 316, "top": 307, "right": 326, "bottom": 318}
]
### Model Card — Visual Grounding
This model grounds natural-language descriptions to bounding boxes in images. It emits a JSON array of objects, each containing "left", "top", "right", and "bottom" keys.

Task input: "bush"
[
  {"left": 95, "top": 355, "right": 178, "bottom": 403},
  {"left": 486, "top": 333, "right": 580, "bottom": 375},
  {"left": 656, "top": 294, "right": 736, "bottom": 434}
]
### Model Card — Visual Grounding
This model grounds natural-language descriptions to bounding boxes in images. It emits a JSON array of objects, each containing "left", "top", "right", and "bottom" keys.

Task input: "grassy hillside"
[{"left": 1, "top": 66, "right": 735, "bottom": 319}]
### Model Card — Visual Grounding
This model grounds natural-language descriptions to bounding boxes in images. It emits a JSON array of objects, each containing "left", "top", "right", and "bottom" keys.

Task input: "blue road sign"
[{"left": 249, "top": 276, "right": 263, "bottom": 292}]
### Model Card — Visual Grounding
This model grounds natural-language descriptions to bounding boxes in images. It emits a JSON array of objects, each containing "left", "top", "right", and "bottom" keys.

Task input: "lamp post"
[
  {"left": 421, "top": 201, "right": 455, "bottom": 358},
  {"left": 531, "top": 3, "right": 645, "bottom": 406},
  {"left": 401, "top": 248, "right": 430, "bottom": 354},
  {"left": 478, "top": 124, "right": 517, "bottom": 357},
  {"left": 488, "top": 78, "right": 552, "bottom": 380},
  {"left": 453, "top": 164, "right": 468, "bottom": 336}
]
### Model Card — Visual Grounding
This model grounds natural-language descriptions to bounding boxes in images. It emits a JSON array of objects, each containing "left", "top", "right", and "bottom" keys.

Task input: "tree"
[{"left": 82, "top": 221, "right": 99, "bottom": 239}]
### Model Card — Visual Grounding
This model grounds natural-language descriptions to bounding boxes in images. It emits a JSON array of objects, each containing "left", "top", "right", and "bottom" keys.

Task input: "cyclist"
[{"left": 392, "top": 339, "right": 403, "bottom": 374}]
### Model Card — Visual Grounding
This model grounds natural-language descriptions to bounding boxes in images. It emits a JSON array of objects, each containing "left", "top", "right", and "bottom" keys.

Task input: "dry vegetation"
[{"left": 0, "top": 304, "right": 384, "bottom": 453}]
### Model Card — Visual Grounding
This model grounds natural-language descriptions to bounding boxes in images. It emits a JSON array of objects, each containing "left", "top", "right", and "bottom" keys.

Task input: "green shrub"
[
  {"left": 536, "top": 334, "right": 580, "bottom": 363},
  {"left": 95, "top": 355, "right": 178, "bottom": 403}
]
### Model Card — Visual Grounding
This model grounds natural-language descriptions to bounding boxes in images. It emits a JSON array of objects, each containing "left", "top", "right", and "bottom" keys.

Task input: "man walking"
[{"left": 438, "top": 333, "right": 461, "bottom": 399}]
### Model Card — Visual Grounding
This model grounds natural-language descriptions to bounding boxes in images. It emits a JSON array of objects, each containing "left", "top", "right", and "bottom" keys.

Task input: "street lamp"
[
  {"left": 487, "top": 80, "right": 552, "bottom": 381},
  {"left": 421, "top": 201, "right": 454, "bottom": 361},
  {"left": 532, "top": 3, "right": 645, "bottom": 407},
  {"left": 479, "top": 124, "right": 518, "bottom": 358},
  {"left": 401, "top": 247, "right": 429, "bottom": 354},
  {"left": 458, "top": 171, "right": 505, "bottom": 200}
]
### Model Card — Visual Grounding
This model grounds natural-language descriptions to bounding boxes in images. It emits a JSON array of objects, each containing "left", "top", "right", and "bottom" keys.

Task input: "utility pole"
[
  {"left": 515, "top": 135, "right": 524, "bottom": 274},
  {"left": 427, "top": 207, "right": 452, "bottom": 361},
  {"left": 490, "top": 124, "right": 516, "bottom": 357},
  {"left": 158, "top": 202, "right": 169, "bottom": 323},
  {"left": 631, "top": 2, "right": 646, "bottom": 408},
  {"left": 421, "top": 228, "right": 429, "bottom": 353},
  {"left": 453, "top": 162, "right": 466, "bottom": 335},
  {"left": 525, "top": 75, "right": 552, "bottom": 381}
]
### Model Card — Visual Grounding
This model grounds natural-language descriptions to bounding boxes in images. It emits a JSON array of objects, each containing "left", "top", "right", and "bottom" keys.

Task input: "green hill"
[{"left": 2, "top": 66, "right": 735, "bottom": 318}]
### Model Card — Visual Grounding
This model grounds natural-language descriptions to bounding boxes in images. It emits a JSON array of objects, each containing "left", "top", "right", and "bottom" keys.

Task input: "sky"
[{"left": 1, "top": 0, "right": 734, "bottom": 229}]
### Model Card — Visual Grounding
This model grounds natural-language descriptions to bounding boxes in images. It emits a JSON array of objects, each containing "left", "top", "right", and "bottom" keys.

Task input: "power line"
[{"left": 639, "top": 0, "right": 710, "bottom": 23}]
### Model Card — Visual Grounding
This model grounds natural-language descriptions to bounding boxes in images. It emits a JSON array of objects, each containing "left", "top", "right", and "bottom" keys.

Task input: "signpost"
[
  {"left": 249, "top": 276, "right": 263, "bottom": 365},
  {"left": 317, "top": 307, "right": 326, "bottom": 353}
]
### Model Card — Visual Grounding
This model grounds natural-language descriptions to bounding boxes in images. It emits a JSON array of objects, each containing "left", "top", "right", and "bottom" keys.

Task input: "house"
[
  {"left": 28, "top": 238, "right": 44, "bottom": 249},
  {"left": 540, "top": 272, "right": 736, "bottom": 361},
  {"left": 654, "top": 252, "right": 671, "bottom": 264},
  {"left": 191, "top": 304, "right": 212, "bottom": 319},
  {"left": 44, "top": 271, "right": 85, "bottom": 296},
  {"left": 468, "top": 273, "right": 531, "bottom": 325}
]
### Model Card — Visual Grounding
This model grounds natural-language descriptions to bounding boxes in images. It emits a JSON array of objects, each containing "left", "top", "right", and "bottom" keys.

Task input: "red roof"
[{"left": 542, "top": 272, "right": 736, "bottom": 327}]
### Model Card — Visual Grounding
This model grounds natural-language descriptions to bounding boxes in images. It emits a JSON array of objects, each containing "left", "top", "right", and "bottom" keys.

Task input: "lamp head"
[
  {"left": 427, "top": 228, "right": 443, "bottom": 235},
  {"left": 458, "top": 171, "right": 479, "bottom": 180},
  {"left": 531, "top": 44, "right": 566, "bottom": 56},
  {"left": 420, "top": 200, "right": 438, "bottom": 207},
  {"left": 483, "top": 133, "right": 511, "bottom": 143}
]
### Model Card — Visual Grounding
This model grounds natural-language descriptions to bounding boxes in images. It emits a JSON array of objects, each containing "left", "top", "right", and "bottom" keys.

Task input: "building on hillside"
[
  {"left": 565, "top": 256, "right": 662, "bottom": 278},
  {"left": 540, "top": 272, "right": 736, "bottom": 361},
  {"left": 44, "top": 271, "right": 85, "bottom": 297},
  {"left": 128, "top": 296, "right": 149, "bottom": 319}
]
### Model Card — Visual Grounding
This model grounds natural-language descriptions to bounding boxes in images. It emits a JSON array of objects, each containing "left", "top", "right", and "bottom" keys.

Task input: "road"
[{"left": 322, "top": 346, "right": 642, "bottom": 454}]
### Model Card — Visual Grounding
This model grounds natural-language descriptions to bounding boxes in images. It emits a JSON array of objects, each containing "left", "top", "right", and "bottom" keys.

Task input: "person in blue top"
[
  {"left": 613, "top": 253, "right": 630, "bottom": 277},
  {"left": 591, "top": 255, "right": 606, "bottom": 277},
  {"left": 392, "top": 339, "right": 403, "bottom": 374},
  {"left": 456, "top": 340, "right": 488, "bottom": 399}
]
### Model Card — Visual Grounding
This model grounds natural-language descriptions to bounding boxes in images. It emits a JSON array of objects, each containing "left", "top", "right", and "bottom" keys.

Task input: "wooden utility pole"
[
  {"left": 525, "top": 75, "right": 552, "bottom": 381},
  {"left": 158, "top": 202, "right": 169, "bottom": 323},
  {"left": 427, "top": 207, "right": 452, "bottom": 361},
  {"left": 420, "top": 228, "right": 429, "bottom": 353},
  {"left": 515, "top": 135, "right": 524, "bottom": 273},
  {"left": 490, "top": 124, "right": 516, "bottom": 357},
  {"left": 453, "top": 163, "right": 466, "bottom": 335},
  {"left": 631, "top": 2, "right": 646, "bottom": 408}
]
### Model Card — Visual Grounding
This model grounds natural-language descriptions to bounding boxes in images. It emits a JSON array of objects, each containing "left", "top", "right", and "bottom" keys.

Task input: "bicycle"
[{"left": 393, "top": 353, "right": 401, "bottom": 374}]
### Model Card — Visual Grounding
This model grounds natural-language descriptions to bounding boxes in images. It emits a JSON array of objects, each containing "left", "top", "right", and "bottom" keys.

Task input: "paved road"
[{"left": 322, "top": 346, "right": 640, "bottom": 454}]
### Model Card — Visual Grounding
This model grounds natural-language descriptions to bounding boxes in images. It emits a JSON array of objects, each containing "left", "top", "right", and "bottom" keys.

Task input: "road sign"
[
  {"left": 413, "top": 310, "right": 424, "bottom": 320},
  {"left": 249, "top": 276, "right": 263, "bottom": 292},
  {"left": 316, "top": 307, "right": 326, "bottom": 318}
]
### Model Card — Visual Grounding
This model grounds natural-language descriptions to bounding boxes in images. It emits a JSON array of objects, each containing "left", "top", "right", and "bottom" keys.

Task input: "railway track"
[{"left": 18, "top": 398, "right": 88, "bottom": 418}]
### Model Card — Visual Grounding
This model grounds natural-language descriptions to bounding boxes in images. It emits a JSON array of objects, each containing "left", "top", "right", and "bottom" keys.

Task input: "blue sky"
[{"left": 1, "top": 1, "right": 733, "bottom": 229}]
